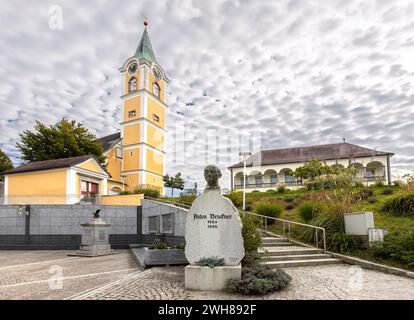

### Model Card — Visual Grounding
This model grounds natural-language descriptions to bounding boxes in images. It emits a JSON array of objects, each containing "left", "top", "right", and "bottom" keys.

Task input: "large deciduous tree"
[
  {"left": 0, "top": 149, "right": 13, "bottom": 179},
  {"left": 16, "top": 118, "right": 105, "bottom": 164}
]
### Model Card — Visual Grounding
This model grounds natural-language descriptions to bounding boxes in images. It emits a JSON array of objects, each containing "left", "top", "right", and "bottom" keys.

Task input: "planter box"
[
  {"left": 131, "top": 246, "right": 187, "bottom": 268},
  {"left": 185, "top": 264, "right": 242, "bottom": 291}
]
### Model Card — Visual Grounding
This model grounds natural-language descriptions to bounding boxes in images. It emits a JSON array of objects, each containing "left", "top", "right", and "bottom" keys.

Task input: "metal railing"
[
  {"left": 144, "top": 196, "right": 191, "bottom": 210},
  {"left": 241, "top": 210, "right": 326, "bottom": 253},
  {"left": 234, "top": 180, "right": 304, "bottom": 189},
  {"left": 143, "top": 197, "right": 325, "bottom": 253}
]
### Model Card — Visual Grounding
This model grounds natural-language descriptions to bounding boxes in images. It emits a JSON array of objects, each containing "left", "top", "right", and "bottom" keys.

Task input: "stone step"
[
  {"left": 262, "top": 239, "right": 290, "bottom": 244},
  {"left": 261, "top": 242, "right": 294, "bottom": 247},
  {"left": 262, "top": 254, "right": 332, "bottom": 262},
  {"left": 263, "top": 258, "right": 342, "bottom": 268},
  {"left": 260, "top": 247, "right": 324, "bottom": 256}
]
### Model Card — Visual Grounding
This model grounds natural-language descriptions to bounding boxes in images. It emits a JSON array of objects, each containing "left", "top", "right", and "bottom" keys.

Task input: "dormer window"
[
  {"left": 128, "top": 77, "right": 137, "bottom": 93},
  {"left": 153, "top": 82, "right": 160, "bottom": 98}
]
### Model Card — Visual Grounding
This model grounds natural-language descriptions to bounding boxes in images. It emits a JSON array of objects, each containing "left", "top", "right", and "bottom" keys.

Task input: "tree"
[
  {"left": 16, "top": 118, "right": 105, "bottom": 164},
  {"left": 294, "top": 159, "right": 337, "bottom": 180},
  {"left": 163, "top": 172, "right": 185, "bottom": 196},
  {"left": 0, "top": 149, "right": 13, "bottom": 180}
]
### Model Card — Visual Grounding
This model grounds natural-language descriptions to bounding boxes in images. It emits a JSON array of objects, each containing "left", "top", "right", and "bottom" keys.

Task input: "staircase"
[{"left": 260, "top": 235, "right": 342, "bottom": 268}]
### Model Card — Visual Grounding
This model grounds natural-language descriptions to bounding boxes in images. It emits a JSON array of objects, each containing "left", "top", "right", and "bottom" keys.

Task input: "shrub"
[
  {"left": 375, "top": 180, "right": 385, "bottom": 187},
  {"left": 226, "top": 265, "right": 291, "bottom": 295},
  {"left": 177, "top": 194, "right": 196, "bottom": 206},
  {"left": 254, "top": 200, "right": 284, "bottom": 220},
  {"left": 119, "top": 190, "right": 131, "bottom": 195},
  {"left": 285, "top": 203, "right": 295, "bottom": 210},
  {"left": 266, "top": 189, "right": 278, "bottom": 194},
  {"left": 297, "top": 201, "right": 322, "bottom": 222},
  {"left": 393, "top": 180, "right": 403, "bottom": 187},
  {"left": 196, "top": 257, "right": 225, "bottom": 268},
  {"left": 242, "top": 251, "right": 262, "bottom": 268},
  {"left": 382, "top": 188, "right": 394, "bottom": 195},
  {"left": 149, "top": 240, "right": 169, "bottom": 250},
  {"left": 241, "top": 214, "right": 262, "bottom": 252},
  {"left": 367, "top": 196, "right": 377, "bottom": 204},
  {"left": 225, "top": 191, "right": 243, "bottom": 208},
  {"left": 370, "top": 231, "right": 414, "bottom": 268},
  {"left": 132, "top": 186, "right": 160, "bottom": 198},
  {"left": 327, "top": 233, "right": 364, "bottom": 253},
  {"left": 381, "top": 193, "right": 414, "bottom": 216},
  {"left": 359, "top": 188, "right": 374, "bottom": 200},
  {"left": 277, "top": 184, "right": 286, "bottom": 193},
  {"left": 311, "top": 207, "right": 345, "bottom": 234},
  {"left": 305, "top": 172, "right": 354, "bottom": 191},
  {"left": 174, "top": 242, "right": 186, "bottom": 249}
]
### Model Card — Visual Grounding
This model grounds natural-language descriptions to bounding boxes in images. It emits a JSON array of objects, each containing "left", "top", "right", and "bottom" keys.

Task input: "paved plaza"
[{"left": 0, "top": 250, "right": 414, "bottom": 300}]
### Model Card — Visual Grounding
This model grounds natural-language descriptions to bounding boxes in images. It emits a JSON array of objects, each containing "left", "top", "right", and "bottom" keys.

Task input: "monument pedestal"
[
  {"left": 185, "top": 264, "right": 241, "bottom": 291},
  {"left": 70, "top": 218, "right": 116, "bottom": 257}
]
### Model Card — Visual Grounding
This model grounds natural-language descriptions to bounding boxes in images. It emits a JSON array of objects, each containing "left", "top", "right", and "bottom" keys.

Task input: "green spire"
[{"left": 134, "top": 19, "right": 157, "bottom": 64}]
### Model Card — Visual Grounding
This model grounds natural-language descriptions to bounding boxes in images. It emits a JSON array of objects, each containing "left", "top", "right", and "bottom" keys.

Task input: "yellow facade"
[
  {"left": 7, "top": 169, "right": 67, "bottom": 196},
  {"left": 5, "top": 157, "right": 109, "bottom": 204},
  {"left": 147, "top": 125, "right": 164, "bottom": 150},
  {"left": 123, "top": 123, "right": 141, "bottom": 146},
  {"left": 147, "top": 98, "right": 165, "bottom": 127},
  {"left": 123, "top": 148, "right": 141, "bottom": 172},
  {"left": 146, "top": 150, "right": 163, "bottom": 175},
  {"left": 101, "top": 194, "right": 143, "bottom": 206},
  {"left": 106, "top": 147, "right": 122, "bottom": 183},
  {"left": 123, "top": 96, "right": 141, "bottom": 121}
]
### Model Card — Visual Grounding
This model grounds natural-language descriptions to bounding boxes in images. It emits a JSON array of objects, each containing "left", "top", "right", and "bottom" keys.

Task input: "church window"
[
  {"left": 153, "top": 82, "right": 160, "bottom": 98},
  {"left": 128, "top": 77, "right": 137, "bottom": 93},
  {"left": 128, "top": 110, "right": 136, "bottom": 117}
]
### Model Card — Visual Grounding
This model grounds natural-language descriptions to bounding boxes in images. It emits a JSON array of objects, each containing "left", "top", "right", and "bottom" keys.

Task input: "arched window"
[
  {"left": 128, "top": 77, "right": 137, "bottom": 93},
  {"left": 153, "top": 82, "right": 160, "bottom": 98}
]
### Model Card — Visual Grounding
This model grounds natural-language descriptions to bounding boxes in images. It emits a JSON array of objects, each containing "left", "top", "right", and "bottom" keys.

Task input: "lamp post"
[{"left": 239, "top": 152, "right": 252, "bottom": 211}]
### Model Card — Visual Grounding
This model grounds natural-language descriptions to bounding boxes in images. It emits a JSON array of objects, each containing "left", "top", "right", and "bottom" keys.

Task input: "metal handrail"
[
  {"left": 142, "top": 196, "right": 326, "bottom": 253},
  {"left": 241, "top": 210, "right": 326, "bottom": 253},
  {"left": 143, "top": 196, "right": 191, "bottom": 210}
]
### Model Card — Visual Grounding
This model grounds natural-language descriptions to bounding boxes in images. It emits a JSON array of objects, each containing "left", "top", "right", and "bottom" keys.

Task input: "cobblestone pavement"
[
  {"left": 0, "top": 250, "right": 138, "bottom": 300},
  {"left": 1, "top": 251, "right": 414, "bottom": 300},
  {"left": 72, "top": 263, "right": 414, "bottom": 300}
]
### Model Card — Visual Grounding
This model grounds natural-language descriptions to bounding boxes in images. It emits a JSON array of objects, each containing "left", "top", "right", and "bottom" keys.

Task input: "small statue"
[
  {"left": 92, "top": 209, "right": 101, "bottom": 219},
  {"left": 204, "top": 165, "right": 222, "bottom": 189}
]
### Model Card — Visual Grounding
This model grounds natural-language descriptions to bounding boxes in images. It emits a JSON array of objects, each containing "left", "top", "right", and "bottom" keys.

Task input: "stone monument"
[
  {"left": 184, "top": 165, "right": 244, "bottom": 290},
  {"left": 71, "top": 209, "right": 116, "bottom": 257}
]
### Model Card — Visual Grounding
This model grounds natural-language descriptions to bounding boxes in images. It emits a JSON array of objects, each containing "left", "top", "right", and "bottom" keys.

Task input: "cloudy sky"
[{"left": 1, "top": 0, "right": 414, "bottom": 191}]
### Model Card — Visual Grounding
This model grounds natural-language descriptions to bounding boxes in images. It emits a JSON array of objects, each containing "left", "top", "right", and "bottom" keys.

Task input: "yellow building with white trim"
[
  {"left": 2, "top": 21, "right": 169, "bottom": 203},
  {"left": 3, "top": 156, "right": 109, "bottom": 204},
  {"left": 99, "top": 21, "right": 169, "bottom": 194}
]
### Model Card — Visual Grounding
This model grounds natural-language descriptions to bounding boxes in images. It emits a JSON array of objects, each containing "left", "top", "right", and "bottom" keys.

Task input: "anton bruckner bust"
[{"left": 184, "top": 165, "right": 245, "bottom": 266}]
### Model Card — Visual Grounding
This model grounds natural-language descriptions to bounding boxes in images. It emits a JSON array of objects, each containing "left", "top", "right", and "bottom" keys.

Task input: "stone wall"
[
  {"left": 0, "top": 205, "right": 141, "bottom": 249},
  {"left": 141, "top": 199, "right": 188, "bottom": 245}
]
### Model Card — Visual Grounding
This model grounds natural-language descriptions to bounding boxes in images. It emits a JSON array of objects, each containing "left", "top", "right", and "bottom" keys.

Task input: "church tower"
[{"left": 119, "top": 19, "right": 169, "bottom": 192}]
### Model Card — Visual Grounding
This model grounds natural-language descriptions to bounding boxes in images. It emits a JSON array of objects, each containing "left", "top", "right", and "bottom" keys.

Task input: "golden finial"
[{"left": 144, "top": 17, "right": 148, "bottom": 27}]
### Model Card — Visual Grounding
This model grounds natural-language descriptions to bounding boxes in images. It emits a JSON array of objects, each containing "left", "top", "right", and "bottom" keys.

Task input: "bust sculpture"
[{"left": 204, "top": 165, "right": 222, "bottom": 189}]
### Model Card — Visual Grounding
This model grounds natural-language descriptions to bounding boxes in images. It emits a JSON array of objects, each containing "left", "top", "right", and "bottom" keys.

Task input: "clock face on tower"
[{"left": 128, "top": 63, "right": 138, "bottom": 75}]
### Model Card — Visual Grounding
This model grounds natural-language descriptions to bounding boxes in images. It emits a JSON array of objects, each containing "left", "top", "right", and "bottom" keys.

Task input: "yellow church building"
[{"left": 3, "top": 21, "right": 169, "bottom": 204}]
